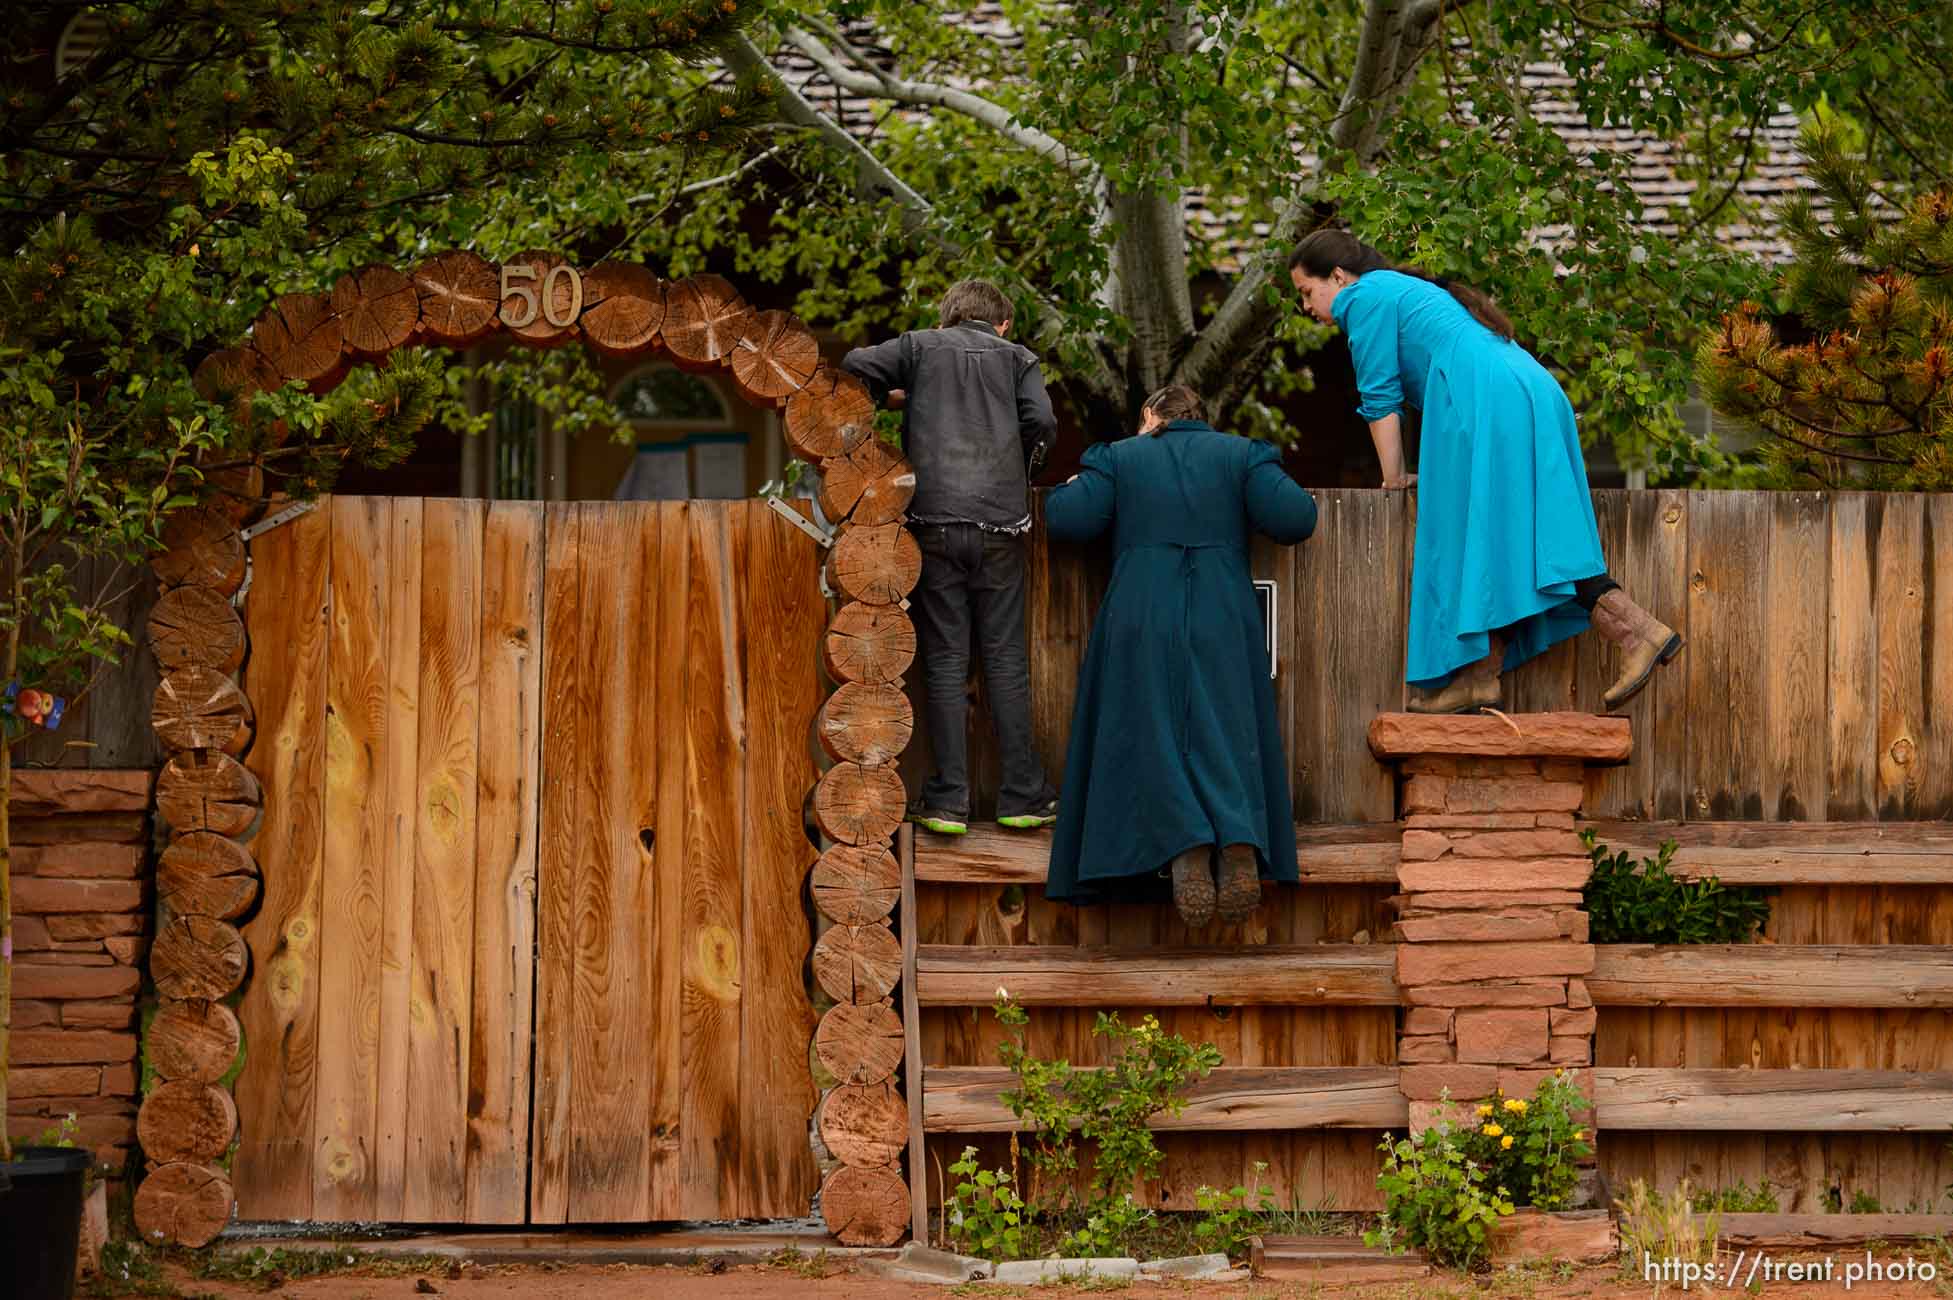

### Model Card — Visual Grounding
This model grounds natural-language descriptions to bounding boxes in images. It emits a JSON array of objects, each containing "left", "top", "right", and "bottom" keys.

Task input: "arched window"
[
  {"left": 610, "top": 365, "right": 733, "bottom": 427},
  {"left": 608, "top": 366, "right": 746, "bottom": 500}
]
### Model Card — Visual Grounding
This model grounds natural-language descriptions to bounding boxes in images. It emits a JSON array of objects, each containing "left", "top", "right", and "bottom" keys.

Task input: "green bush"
[
  {"left": 1368, "top": 1126, "right": 1514, "bottom": 1271},
  {"left": 1368, "top": 1073, "right": 1595, "bottom": 1271},
  {"left": 945, "top": 1146, "right": 1028, "bottom": 1261},
  {"left": 1581, "top": 831, "right": 1772, "bottom": 944}
]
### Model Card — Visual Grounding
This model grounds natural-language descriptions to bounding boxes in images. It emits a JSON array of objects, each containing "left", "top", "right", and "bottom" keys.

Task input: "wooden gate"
[{"left": 231, "top": 496, "right": 825, "bottom": 1224}]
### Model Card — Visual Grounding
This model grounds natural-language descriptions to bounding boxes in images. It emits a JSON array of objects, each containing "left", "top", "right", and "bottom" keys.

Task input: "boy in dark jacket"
[{"left": 841, "top": 279, "right": 1059, "bottom": 834}]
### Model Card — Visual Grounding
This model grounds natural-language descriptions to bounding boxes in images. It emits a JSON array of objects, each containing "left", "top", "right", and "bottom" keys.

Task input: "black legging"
[{"left": 1573, "top": 574, "right": 1620, "bottom": 611}]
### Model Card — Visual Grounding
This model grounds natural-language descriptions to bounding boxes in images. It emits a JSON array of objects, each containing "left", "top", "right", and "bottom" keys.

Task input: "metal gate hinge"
[
  {"left": 240, "top": 499, "right": 319, "bottom": 543},
  {"left": 765, "top": 495, "right": 835, "bottom": 549}
]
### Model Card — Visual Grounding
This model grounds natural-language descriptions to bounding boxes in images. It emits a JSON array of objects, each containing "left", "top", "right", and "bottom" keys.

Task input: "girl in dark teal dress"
[
  {"left": 1043, "top": 385, "right": 1318, "bottom": 928},
  {"left": 1288, "top": 230, "right": 1682, "bottom": 714}
]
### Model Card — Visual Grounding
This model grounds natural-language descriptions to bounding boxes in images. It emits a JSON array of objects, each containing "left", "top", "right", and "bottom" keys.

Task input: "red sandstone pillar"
[{"left": 1368, "top": 712, "right": 1631, "bottom": 1133}]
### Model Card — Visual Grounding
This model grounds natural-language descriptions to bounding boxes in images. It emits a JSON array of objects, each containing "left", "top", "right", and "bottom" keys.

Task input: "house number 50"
[{"left": 501, "top": 263, "right": 584, "bottom": 328}]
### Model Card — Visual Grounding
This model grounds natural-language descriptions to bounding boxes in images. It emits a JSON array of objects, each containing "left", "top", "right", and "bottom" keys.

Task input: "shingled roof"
[{"left": 765, "top": 16, "right": 1818, "bottom": 267}]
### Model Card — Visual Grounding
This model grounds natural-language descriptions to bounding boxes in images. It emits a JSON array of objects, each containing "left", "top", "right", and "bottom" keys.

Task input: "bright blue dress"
[{"left": 1333, "top": 270, "right": 1605, "bottom": 688}]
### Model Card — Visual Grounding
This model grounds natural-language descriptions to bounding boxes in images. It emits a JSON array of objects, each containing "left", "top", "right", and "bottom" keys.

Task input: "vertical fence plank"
[
  {"left": 1644, "top": 490, "right": 1693, "bottom": 822},
  {"left": 682, "top": 502, "right": 747, "bottom": 1216},
  {"left": 737, "top": 502, "right": 823, "bottom": 1217},
  {"left": 1874, "top": 495, "right": 1926, "bottom": 818},
  {"left": 1922, "top": 496, "right": 1953, "bottom": 820},
  {"left": 564, "top": 501, "right": 656, "bottom": 1221},
  {"left": 465, "top": 501, "right": 544, "bottom": 1223},
  {"left": 234, "top": 502, "right": 332, "bottom": 1220},
  {"left": 1289, "top": 491, "right": 1337, "bottom": 823},
  {"left": 1762, "top": 492, "right": 1830, "bottom": 821},
  {"left": 648, "top": 502, "right": 693, "bottom": 1218},
  {"left": 1580, "top": 492, "right": 1641, "bottom": 815},
  {"left": 1828, "top": 494, "right": 1879, "bottom": 819},
  {"left": 313, "top": 496, "right": 391, "bottom": 1220},
  {"left": 403, "top": 498, "right": 483, "bottom": 1221},
  {"left": 528, "top": 502, "right": 579, "bottom": 1224},
  {"left": 1686, "top": 491, "right": 1768, "bottom": 820},
  {"left": 373, "top": 499, "right": 423, "bottom": 1220}
]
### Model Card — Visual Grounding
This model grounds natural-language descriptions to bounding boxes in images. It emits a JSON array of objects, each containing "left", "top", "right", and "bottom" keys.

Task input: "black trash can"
[{"left": 1, "top": 1145, "right": 90, "bottom": 1300}]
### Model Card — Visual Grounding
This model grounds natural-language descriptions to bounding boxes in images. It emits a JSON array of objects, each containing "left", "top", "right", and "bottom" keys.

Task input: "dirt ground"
[{"left": 152, "top": 1249, "right": 1952, "bottom": 1300}]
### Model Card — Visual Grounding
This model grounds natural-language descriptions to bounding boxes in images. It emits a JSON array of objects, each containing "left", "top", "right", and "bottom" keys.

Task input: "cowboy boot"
[
  {"left": 1216, "top": 843, "right": 1262, "bottom": 924},
  {"left": 1407, "top": 633, "right": 1504, "bottom": 714},
  {"left": 1591, "top": 589, "right": 1684, "bottom": 710},
  {"left": 1170, "top": 846, "right": 1217, "bottom": 928}
]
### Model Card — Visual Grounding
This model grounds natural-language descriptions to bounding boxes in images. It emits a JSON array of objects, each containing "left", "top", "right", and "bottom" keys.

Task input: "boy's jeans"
[{"left": 911, "top": 522, "right": 1056, "bottom": 819}]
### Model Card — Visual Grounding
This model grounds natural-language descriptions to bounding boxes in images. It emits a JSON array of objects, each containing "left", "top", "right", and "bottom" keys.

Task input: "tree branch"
[
  {"left": 725, "top": 34, "right": 1122, "bottom": 406},
  {"left": 780, "top": 25, "right": 1094, "bottom": 176}
]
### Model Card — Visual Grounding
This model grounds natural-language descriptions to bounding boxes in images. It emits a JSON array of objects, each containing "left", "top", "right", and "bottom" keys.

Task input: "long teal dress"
[
  {"left": 1042, "top": 420, "right": 1318, "bottom": 906},
  {"left": 1334, "top": 269, "right": 1605, "bottom": 688}
]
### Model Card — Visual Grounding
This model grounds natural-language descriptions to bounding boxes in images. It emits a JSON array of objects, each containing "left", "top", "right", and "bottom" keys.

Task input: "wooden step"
[
  {"left": 911, "top": 821, "right": 1953, "bottom": 887},
  {"left": 1251, "top": 1234, "right": 1430, "bottom": 1283},
  {"left": 923, "top": 1066, "right": 1406, "bottom": 1131},
  {"left": 915, "top": 944, "right": 1400, "bottom": 1006}
]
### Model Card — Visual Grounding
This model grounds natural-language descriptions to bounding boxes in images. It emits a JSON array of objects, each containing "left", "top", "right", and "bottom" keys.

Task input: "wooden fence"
[
  {"left": 230, "top": 496, "right": 827, "bottom": 1224},
  {"left": 912, "top": 488, "right": 1953, "bottom": 1217}
]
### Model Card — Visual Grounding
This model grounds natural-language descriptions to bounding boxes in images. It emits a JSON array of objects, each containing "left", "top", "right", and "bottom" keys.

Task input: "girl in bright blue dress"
[{"left": 1287, "top": 230, "right": 1682, "bottom": 714}]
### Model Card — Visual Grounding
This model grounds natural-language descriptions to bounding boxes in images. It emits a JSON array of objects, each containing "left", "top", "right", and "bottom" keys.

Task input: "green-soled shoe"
[
  {"left": 908, "top": 808, "right": 968, "bottom": 835},
  {"left": 997, "top": 800, "right": 1058, "bottom": 831}
]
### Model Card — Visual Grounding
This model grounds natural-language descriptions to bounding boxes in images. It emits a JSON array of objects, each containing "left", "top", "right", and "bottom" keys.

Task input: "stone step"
[{"left": 1250, "top": 1234, "right": 1431, "bottom": 1283}]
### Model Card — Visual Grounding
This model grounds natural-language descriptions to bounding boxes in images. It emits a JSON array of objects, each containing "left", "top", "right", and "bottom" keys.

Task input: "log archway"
[{"left": 138, "top": 254, "right": 920, "bottom": 1246}]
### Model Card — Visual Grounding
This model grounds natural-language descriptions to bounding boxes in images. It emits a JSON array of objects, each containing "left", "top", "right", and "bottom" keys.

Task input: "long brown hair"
[{"left": 1288, "top": 229, "right": 1514, "bottom": 341}]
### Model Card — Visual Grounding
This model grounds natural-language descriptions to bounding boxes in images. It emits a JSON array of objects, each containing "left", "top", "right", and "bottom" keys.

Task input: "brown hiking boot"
[
  {"left": 1591, "top": 589, "right": 1683, "bottom": 710},
  {"left": 1216, "top": 844, "right": 1262, "bottom": 924},
  {"left": 1407, "top": 633, "right": 1504, "bottom": 714},
  {"left": 1170, "top": 847, "right": 1217, "bottom": 928}
]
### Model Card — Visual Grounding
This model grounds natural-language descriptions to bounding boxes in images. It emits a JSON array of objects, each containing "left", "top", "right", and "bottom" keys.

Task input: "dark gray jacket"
[{"left": 840, "top": 321, "right": 1058, "bottom": 532}]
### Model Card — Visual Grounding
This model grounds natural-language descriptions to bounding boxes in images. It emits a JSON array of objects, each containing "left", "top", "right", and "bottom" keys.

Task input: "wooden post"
[
  {"left": 900, "top": 824, "right": 927, "bottom": 1245},
  {"left": 137, "top": 493, "right": 268, "bottom": 1245}
]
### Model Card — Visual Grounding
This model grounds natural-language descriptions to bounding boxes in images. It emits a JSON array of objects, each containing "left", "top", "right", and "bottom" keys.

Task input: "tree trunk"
[
  {"left": 155, "top": 751, "right": 261, "bottom": 837},
  {"left": 813, "top": 761, "right": 906, "bottom": 846},
  {"left": 158, "top": 832, "right": 260, "bottom": 921},
  {"left": 819, "top": 1081, "right": 909, "bottom": 1168},
  {"left": 823, "top": 602, "right": 917, "bottom": 685},
  {"left": 828, "top": 524, "right": 922, "bottom": 607},
  {"left": 811, "top": 842, "right": 902, "bottom": 925},
  {"left": 252, "top": 291, "right": 345, "bottom": 387},
  {"left": 819, "top": 440, "right": 915, "bottom": 527},
  {"left": 786, "top": 368, "right": 875, "bottom": 461},
  {"left": 414, "top": 250, "right": 502, "bottom": 346},
  {"left": 151, "top": 666, "right": 254, "bottom": 754},
  {"left": 330, "top": 264, "right": 420, "bottom": 356},
  {"left": 811, "top": 920, "right": 904, "bottom": 1005},
  {"left": 579, "top": 262, "right": 666, "bottom": 356},
  {"left": 150, "top": 915, "right": 249, "bottom": 1000},
  {"left": 146, "top": 585, "right": 247, "bottom": 673},
  {"left": 137, "top": 1080, "right": 239, "bottom": 1165},
  {"left": 133, "top": 1162, "right": 234, "bottom": 1247},
  {"left": 662, "top": 274, "right": 753, "bottom": 371},
  {"left": 731, "top": 309, "right": 822, "bottom": 406},
  {"left": 147, "top": 998, "right": 243, "bottom": 1083},
  {"left": 820, "top": 1163, "right": 910, "bottom": 1246},
  {"left": 814, "top": 999, "right": 906, "bottom": 1086},
  {"left": 818, "top": 681, "right": 914, "bottom": 765},
  {"left": 151, "top": 508, "right": 246, "bottom": 594}
]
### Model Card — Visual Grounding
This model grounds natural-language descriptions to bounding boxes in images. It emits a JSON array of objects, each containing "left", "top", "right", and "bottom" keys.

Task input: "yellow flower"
[
  {"left": 1572, "top": 1130, "right": 1585, "bottom": 1141},
  {"left": 1503, "top": 1098, "right": 1527, "bottom": 1113},
  {"left": 1482, "top": 1123, "right": 1503, "bottom": 1137},
  {"left": 1501, "top": 1136, "right": 1514, "bottom": 1150},
  {"left": 1476, "top": 1104, "right": 1493, "bottom": 1117}
]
